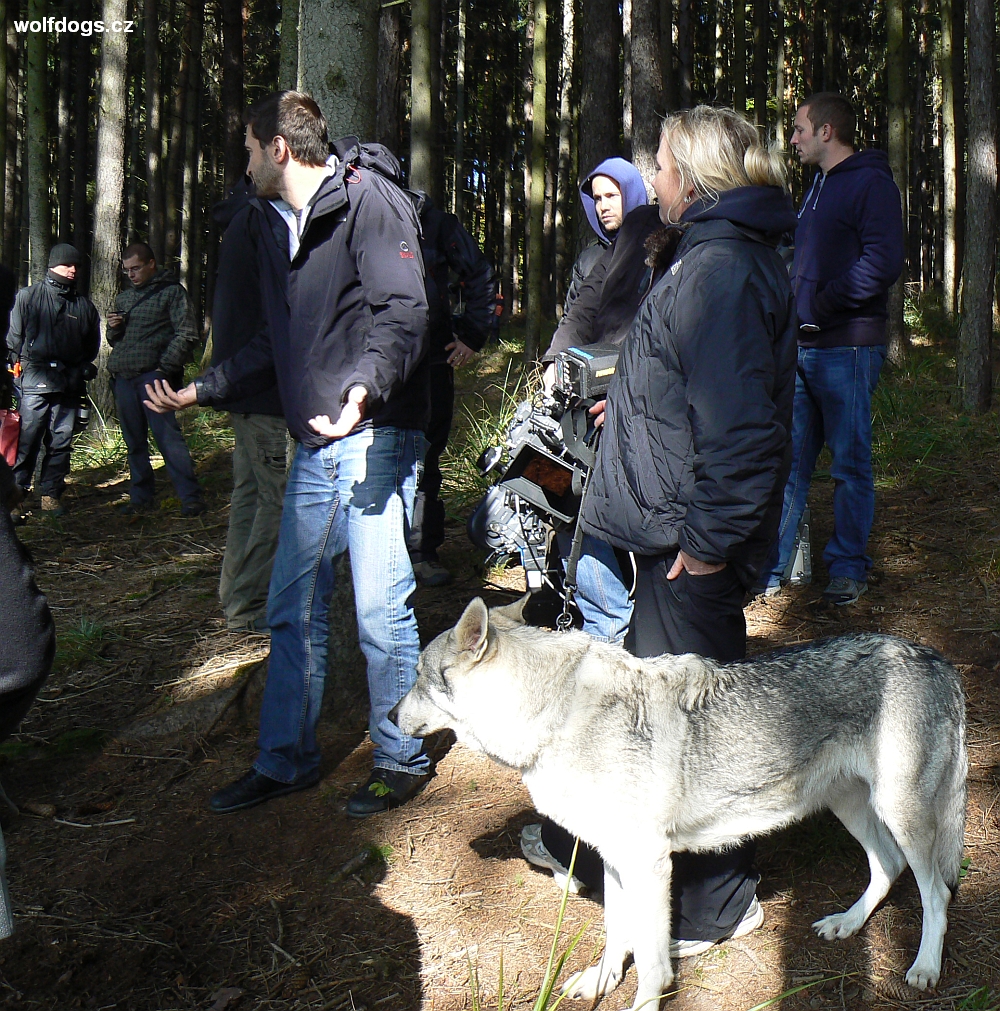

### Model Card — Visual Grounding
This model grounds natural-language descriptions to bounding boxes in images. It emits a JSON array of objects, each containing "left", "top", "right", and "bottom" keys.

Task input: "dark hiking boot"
[
  {"left": 345, "top": 768, "right": 429, "bottom": 818},
  {"left": 208, "top": 767, "right": 321, "bottom": 814}
]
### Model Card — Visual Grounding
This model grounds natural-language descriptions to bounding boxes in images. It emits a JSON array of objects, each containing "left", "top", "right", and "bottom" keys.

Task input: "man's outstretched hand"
[
  {"left": 144, "top": 378, "right": 198, "bottom": 414},
  {"left": 308, "top": 386, "right": 368, "bottom": 440}
]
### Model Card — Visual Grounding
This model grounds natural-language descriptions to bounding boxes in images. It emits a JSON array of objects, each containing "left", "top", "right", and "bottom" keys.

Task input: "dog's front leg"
[
  {"left": 561, "top": 862, "right": 632, "bottom": 1000},
  {"left": 625, "top": 857, "right": 674, "bottom": 1011}
]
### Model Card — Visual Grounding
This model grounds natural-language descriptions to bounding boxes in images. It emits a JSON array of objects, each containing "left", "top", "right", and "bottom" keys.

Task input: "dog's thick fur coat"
[{"left": 394, "top": 598, "right": 967, "bottom": 1009}]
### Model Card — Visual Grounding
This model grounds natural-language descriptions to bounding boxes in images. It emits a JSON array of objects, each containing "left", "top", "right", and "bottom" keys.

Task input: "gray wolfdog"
[{"left": 392, "top": 597, "right": 967, "bottom": 1010}]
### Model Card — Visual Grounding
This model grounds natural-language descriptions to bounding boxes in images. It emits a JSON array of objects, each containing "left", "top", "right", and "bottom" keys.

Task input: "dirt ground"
[{"left": 1, "top": 354, "right": 998, "bottom": 1011}]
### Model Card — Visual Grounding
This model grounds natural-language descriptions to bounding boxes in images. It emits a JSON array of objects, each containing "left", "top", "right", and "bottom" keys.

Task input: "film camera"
[{"left": 467, "top": 343, "right": 620, "bottom": 592}]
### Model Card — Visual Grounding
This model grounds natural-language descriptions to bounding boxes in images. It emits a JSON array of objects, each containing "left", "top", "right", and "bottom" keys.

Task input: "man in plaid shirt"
[{"left": 106, "top": 242, "right": 205, "bottom": 516}]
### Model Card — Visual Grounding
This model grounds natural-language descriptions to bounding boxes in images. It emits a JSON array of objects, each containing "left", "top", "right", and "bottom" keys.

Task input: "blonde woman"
[{"left": 577, "top": 107, "right": 798, "bottom": 978}]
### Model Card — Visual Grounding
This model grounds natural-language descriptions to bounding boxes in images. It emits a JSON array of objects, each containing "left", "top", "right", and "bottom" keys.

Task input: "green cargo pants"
[{"left": 220, "top": 413, "right": 288, "bottom": 630}]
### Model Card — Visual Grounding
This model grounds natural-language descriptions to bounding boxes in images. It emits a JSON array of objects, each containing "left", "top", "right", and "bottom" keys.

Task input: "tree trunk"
[
  {"left": 0, "top": 0, "right": 6, "bottom": 264},
  {"left": 73, "top": 24, "right": 91, "bottom": 281},
  {"left": 774, "top": 0, "right": 785, "bottom": 147},
  {"left": 92, "top": 0, "right": 129, "bottom": 420},
  {"left": 885, "top": 0, "right": 908, "bottom": 365},
  {"left": 578, "top": 0, "right": 621, "bottom": 219},
  {"left": 940, "top": 0, "right": 959, "bottom": 315},
  {"left": 376, "top": 3, "right": 402, "bottom": 155},
  {"left": 144, "top": 0, "right": 164, "bottom": 260},
  {"left": 713, "top": 0, "right": 723, "bottom": 102},
  {"left": 164, "top": 7, "right": 190, "bottom": 264},
  {"left": 660, "top": 0, "right": 676, "bottom": 110},
  {"left": 25, "top": 0, "right": 49, "bottom": 282},
  {"left": 181, "top": 0, "right": 203, "bottom": 304},
  {"left": 752, "top": 0, "right": 768, "bottom": 127},
  {"left": 677, "top": 0, "right": 693, "bottom": 108},
  {"left": 957, "top": 0, "right": 995, "bottom": 411},
  {"left": 524, "top": 0, "right": 547, "bottom": 364},
  {"left": 299, "top": 0, "right": 379, "bottom": 142},
  {"left": 220, "top": 0, "right": 245, "bottom": 188},
  {"left": 453, "top": 0, "right": 466, "bottom": 218},
  {"left": 733, "top": 0, "right": 747, "bottom": 115},
  {"left": 501, "top": 103, "right": 514, "bottom": 319},
  {"left": 57, "top": 28, "right": 72, "bottom": 242},
  {"left": 279, "top": 0, "right": 298, "bottom": 90},
  {"left": 622, "top": 0, "right": 633, "bottom": 160},
  {"left": 410, "top": 0, "right": 436, "bottom": 194},
  {"left": 631, "top": 0, "right": 664, "bottom": 186},
  {"left": 554, "top": 0, "right": 575, "bottom": 309}
]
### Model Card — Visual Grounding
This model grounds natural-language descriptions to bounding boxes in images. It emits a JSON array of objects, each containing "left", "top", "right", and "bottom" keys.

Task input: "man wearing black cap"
[{"left": 5, "top": 245, "right": 100, "bottom": 518}]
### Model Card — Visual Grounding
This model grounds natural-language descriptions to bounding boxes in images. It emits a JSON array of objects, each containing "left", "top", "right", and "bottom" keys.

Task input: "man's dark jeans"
[
  {"left": 114, "top": 370, "right": 203, "bottom": 507},
  {"left": 407, "top": 361, "right": 453, "bottom": 563},
  {"left": 12, "top": 391, "right": 77, "bottom": 498}
]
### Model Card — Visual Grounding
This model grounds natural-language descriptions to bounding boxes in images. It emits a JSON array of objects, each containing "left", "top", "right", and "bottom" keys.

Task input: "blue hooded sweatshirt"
[
  {"left": 580, "top": 157, "right": 649, "bottom": 241},
  {"left": 792, "top": 148, "right": 904, "bottom": 348}
]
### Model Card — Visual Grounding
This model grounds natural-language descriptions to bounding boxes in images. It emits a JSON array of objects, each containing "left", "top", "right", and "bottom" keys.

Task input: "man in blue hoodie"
[{"left": 762, "top": 93, "right": 903, "bottom": 606}]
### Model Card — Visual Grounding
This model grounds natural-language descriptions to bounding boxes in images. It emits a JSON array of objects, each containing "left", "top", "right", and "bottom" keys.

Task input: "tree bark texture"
[
  {"left": 578, "top": 0, "right": 621, "bottom": 210},
  {"left": 144, "top": 0, "right": 164, "bottom": 260},
  {"left": 164, "top": 5, "right": 192, "bottom": 263},
  {"left": 631, "top": 0, "right": 664, "bottom": 188},
  {"left": 677, "top": 0, "right": 693, "bottom": 108},
  {"left": 25, "top": 0, "right": 48, "bottom": 282},
  {"left": 622, "top": 0, "right": 633, "bottom": 160},
  {"left": 774, "top": 0, "right": 785, "bottom": 147},
  {"left": 92, "top": 0, "right": 129, "bottom": 419},
  {"left": 752, "top": 0, "right": 768, "bottom": 127},
  {"left": 733, "top": 0, "right": 747, "bottom": 114},
  {"left": 221, "top": 0, "right": 245, "bottom": 188},
  {"left": 181, "top": 1, "right": 204, "bottom": 301},
  {"left": 57, "top": 29, "right": 72, "bottom": 242},
  {"left": 957, "top": 0, "right": 995, "bottom": 412},
  {"left": 524, "top": 0, "right": 547, "bottom": 364},
  {"left": 554, "top": 0, "right": 575, "bottom": 308},
  {"left": 376, "top": 4, "right": 402, "bottom": 155},
  {"left": 885, "top": 0, "right": 908, "bottom": 365},
  {"left": 299, "top": 0, "right": 379, "bottom": 143},
  {"left": 940, "top": 0, "right": 960, "bottom": 315},
  {"left": 660, "top": 0, "right": 676, "bottom": 110},
  {"left": 73, "top": 27, "right": 91, "bottom": 275},
  {"left": 279, "top": 0, "right": 298, "bottom": 90},
  {"left": 0, "top": 0, "right": 6, "bottom": 264},
  {"left": 453, "top": 0, "right": 467, "bottom": 218}
]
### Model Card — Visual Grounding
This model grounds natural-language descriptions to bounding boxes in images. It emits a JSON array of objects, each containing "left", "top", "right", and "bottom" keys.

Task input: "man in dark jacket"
[
  {"left": 761, "top": 93, "right": 903, "bottom": 605},
  {"left": 5, "top": 244, "right": 100, "bottom": 517},
  {"left": 145, "top": 91, "right": 430, "bottom": 818},
  {"left": 563, "top": 158, "right": 647, "bottom": 313},
  {"left": 210, "top": 178, "right": 288, "bottom": 634},
  {"left": 107, "top": 242, "right": 205, "bottom": 516},
  {"left": 407, "top": 191, "right": 497, "bottom": 586}
]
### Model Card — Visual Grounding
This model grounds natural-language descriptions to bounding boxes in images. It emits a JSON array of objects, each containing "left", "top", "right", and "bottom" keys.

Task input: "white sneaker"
[
  {"left": 670, "top": 896, "right": 764, "bottom": 958},
  {"left": 519, "top": 823, "right": 586, "bottom": 894}
]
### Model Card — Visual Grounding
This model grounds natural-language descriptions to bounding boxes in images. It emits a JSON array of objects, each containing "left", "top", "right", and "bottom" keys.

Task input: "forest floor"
[{"left": 0, "top": 320, "right": 998, "bottom": 1011}]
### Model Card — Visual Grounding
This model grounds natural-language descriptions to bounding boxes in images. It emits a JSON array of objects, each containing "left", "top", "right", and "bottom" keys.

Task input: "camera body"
[{"left": 467, "top": 343, "right": 620, "bottom": 590}]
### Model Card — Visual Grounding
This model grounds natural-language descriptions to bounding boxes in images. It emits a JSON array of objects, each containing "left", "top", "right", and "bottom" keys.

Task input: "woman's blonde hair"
[{"left": 659, "top": 106, "right": 787, "bottom": 218}]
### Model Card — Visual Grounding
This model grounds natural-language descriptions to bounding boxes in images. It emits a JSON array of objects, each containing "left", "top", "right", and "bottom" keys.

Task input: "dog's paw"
[
  {"left": 812, "top": 911, "right": 862, "bottom": 941},
  {"left": 904, "top": 961, "right": 939, "bottom": 991},
  {"left": 561, "top": 963, "right": 621, "bottom": 1000}
]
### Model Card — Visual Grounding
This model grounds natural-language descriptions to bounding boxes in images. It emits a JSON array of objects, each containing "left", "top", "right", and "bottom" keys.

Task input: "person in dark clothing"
[
  {"left": 0, "top": 454, "right": 55, "bottom": 937},
  {"left": 5, "top": 244, "right": 100, "bottom": 518},
  {"left": 144, "top": 91, "right": 431, "bottom": 819},
  {"left": 761, "top": 93, "right": 904, "bottom": 606},
  {"left": 210, "top": 177, "right": 288, "bottom": 635},
  {"left": 579, "top": 107, "right": 797, "bottom": 951},
  {"left": 407, "top": 190, "right": 497, "bottom": 586},
  {"left": 107, "top": 242, "right": 205, "bottom": 516},
  {"left": 563, "top": 158, "right": 647, "bottom": 313}
]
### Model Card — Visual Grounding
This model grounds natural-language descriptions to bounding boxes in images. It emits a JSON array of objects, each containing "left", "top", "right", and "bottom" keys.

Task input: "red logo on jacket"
[{"left": 399, "top": 241, "right": 415, "bottom": 259}]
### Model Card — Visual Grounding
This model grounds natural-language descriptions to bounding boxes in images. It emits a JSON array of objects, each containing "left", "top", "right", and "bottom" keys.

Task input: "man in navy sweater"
[{"left": 762, "top": 93, "right": 903, "bottom": 605}]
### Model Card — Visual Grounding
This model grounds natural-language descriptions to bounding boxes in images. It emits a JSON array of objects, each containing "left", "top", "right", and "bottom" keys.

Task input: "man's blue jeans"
[
  {"left": 255, "top": 425, "right": 428, "bottom": 784},
  {"left": 575, "top": 534, "right": 632, "bottom": 644},
  {"left": 765, "top": 345, "right": 887, "bottom": 585}
]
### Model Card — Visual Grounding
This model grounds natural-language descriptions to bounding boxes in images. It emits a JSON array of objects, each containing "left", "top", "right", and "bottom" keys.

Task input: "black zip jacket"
[
  {"left": 544, "top": 205, "right": 664, "bottom": 362},
  {"left": 195, "top": 138, "right": 429, "bottom": 445},
  {"left": 208, "top": 178, "right": 284, "bottom": 417},
  {"left": 5, "top": 275, "right": 100, "bottom": 395},
  {"left": 411, "top": 192, "right": 497, "bottom": 357},
  {"left": 0, "top": 458, "right": 53, "bottom": 742},
  {"left": 581, "top": 186, "right": 799, "bottom": 588}
]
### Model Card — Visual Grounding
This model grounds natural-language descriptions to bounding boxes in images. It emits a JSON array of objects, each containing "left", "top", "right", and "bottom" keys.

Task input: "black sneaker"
[
  {"left": 345, "top": 768, "right": 429, "bottom": 818},
  {"left": 181, "top": 500, "right": 208, "bottom": 517},
  {"left": 209, "top": 767, "right": 320, "bottom": 814},
  {"left": 822, "top": 576, "right": 867, "bottom": 606},
  {"left": 116, "top": 500, "right": 154, "bottom": 516}
]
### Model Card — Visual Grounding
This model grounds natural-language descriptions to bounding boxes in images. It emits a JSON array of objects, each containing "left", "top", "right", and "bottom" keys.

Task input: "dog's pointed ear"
[
  {"left": 491, "top": 592, "right": 530, "bottom": 625},
  {"left": 454, "top": 597, "right": 490, "bottom": 661}
]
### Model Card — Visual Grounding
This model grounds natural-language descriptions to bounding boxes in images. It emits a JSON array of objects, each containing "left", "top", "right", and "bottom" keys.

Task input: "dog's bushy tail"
[{"left": 936, "top": 726, "right": 968, "bottom": 898}]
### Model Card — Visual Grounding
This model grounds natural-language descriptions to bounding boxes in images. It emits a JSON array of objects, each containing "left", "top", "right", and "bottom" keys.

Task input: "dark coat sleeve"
[
  {"left": 195, "top": 325, "right": 278, "bottom": 406},
  {"left": 672, "top": 251, "right": 791, "bottom": 564},
  {"left": 4, "top": 288, "right": 28, "bottom": 363},
  {"left": 0, "top": 458, "right": 54, "bottom": 742},
  {"left": 543, "top": 245, "right": 612, "bottom": 362},
  {"left": 82, "top": 301, "right": 101, "bottom": 365},
  {"left": 441, "top": 218, "right": 497, "bottom": 353},
  {"left": 339, "top": 179, "right": 429, "bottom": 414},
  {"left": 812, "top": 175, "right": 904, "bottom": 325}
]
